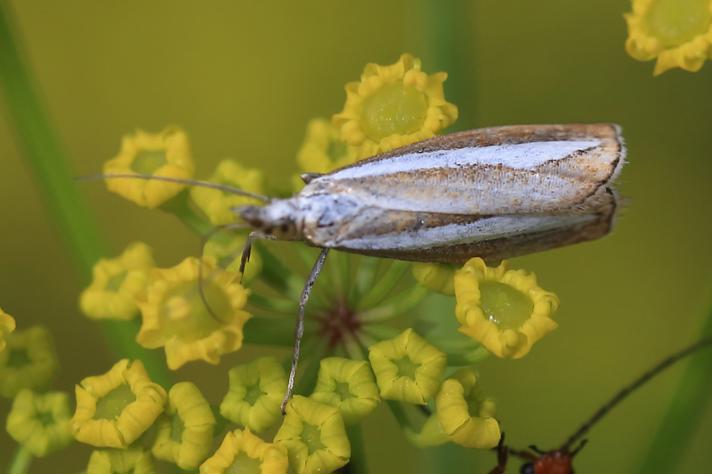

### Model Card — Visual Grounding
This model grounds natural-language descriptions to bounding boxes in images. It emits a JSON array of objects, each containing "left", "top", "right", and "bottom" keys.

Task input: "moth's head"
[{"left": 238, "top": 199, "right": 301, "bottom": 240}]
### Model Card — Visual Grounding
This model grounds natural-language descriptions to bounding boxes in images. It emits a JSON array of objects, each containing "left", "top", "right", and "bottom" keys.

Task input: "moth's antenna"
[
  {"left": 561, "top": 337, "right": 712, "bottom": 451},
  {"left": 77, "top": 173, "right": 271, "bottom": 202},
  {"left": 198, "top": 223, "right": 250, "bottom": 322}
]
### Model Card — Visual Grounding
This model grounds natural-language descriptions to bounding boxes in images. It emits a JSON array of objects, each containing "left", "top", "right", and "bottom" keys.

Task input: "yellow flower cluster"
[
  {"left": 367, "top": 329, "right": 500, "bottom": 449},
  {"left": 87, "top": 449, "right": 155, "bottom": 474},
  {"left": 455, "top": 258, "right": 559, "bottom": 359},
  {"left": 6, "top": 389, "right": 73, "bottom": 456},
  {"left": 67, "top": 53, "right": 575, "bottom": 473},
  {"left": 0, "top": 306, "right": 16, "bottom": 352},
  {"left": 104, "top": 126, "right": 194, "bottom": 208},
  {"left": 275, "top": 396, "right": 351, "bottom": 474},
  {"left": 135, "top": 256, "right": 251, "bottom": 370},
  {"left": 80, "top": 242, "right": 155, "bottom": 321},
  {"left": 297, "top": 53, "right": 458, "bottom": 176},
  {"left": 152, "top": 382, "right": 216, "bottom": 469},
  {"left": 72, "top": 359, "right": 166, "bottom": 448},
  {"left": 625, "top": 0, "right": 712, "bottom": 74},
  {"left": 311, "top": 357, "right": 380, "bottom": 425},
  {"left": 0, "top": 325, "right": 58, "bottom": 399},
  {"left": 201, "top": 429, "right": 288, "bottom": 474},
  {"left": 334, "top": 53, "right": 458, "bottom": 157},
  {"left": 220, "top": 357, "right": 287, "bottom": 433},
  {"left": 190, "top": 159, "right": 265, "bottom": 226},
  {"left": 369, "top": 328, "right": 446, "bottom": 404}
]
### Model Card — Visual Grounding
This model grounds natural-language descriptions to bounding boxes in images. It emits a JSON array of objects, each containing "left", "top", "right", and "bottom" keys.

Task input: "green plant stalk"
[
  {"left": 639, "top": 308, "right": 712, "bottom": 473},
  {"left": 412, "top": 2, "right": 481, "bottom": 473},
  {"left": 413, "top": 0, "right": 476, "bottom": 130},
  {"left": 345, "top": 425, "right": 368, "bottom": 473},
  {"left": 7, "top": 445, "right": 32, "bottom": 474},
  {"left": 0, "top": 0, "right": 172, "bottom": 388}
]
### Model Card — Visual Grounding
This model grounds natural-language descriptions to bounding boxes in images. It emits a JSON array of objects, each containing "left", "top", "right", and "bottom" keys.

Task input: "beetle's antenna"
[
  {"left": 281, "top": 248, "right": 330, "bottom": 414},
  {"left": 561, "top": 337, "right": 712, "bottom": 451},
  {"left": 198, "top": 223, "right": 250, "bottom": 322},
  {"left": 77, "top": 173, "right": 271, "bottom": 202}
]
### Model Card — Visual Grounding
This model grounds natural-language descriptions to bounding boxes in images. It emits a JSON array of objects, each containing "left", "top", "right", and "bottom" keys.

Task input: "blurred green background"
[{"left": 1, "top": 0, "right": 711, "bottom": 472}]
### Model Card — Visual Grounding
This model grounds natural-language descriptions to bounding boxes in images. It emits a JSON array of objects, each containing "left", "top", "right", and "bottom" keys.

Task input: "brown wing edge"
[
  {"left": 330, "top": 123, "right": 625, "bottom": 173},
  {"left": 334, "top": 186, "right": 620, "bottom": 265}
]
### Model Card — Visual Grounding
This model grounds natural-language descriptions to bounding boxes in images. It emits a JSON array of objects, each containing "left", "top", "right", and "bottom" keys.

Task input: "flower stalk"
[
  {"left": 640, "top": 306, "right": 712, "bottom": 473},
  {"left": 0, "top": 1, "right": 170, "bottom": 385}
]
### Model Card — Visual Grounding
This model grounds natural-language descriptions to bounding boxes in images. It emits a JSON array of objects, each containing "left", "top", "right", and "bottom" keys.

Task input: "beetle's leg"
[
  {"left": 528, "top": 445, "right": 546, "bottom": 455},
  {"left": 570, "top": 438, "right": 588, "bottom": 457},
  {"left": 488, "top": 432, "right": 509, "bottom": 474},
  {"left": 281, "top": 248, "right": 330, "bottom": 413}
]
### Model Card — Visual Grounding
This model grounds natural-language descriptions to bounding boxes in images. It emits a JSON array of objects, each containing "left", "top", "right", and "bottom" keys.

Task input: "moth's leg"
[
  {"left": 281, "top": 248, "right": 330, "bottom": 413},
  {"left": 238, "top": 231, "right": 275, "bottom": 280},
  {"left": 300, "top": 172, "right": 322, "bottom": 184},
  {"left": 198, "top": 223, "right": 248, "bottom": 321}
]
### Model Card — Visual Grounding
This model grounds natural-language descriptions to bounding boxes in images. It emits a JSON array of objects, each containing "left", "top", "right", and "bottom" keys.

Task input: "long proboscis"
[
  {"left": 561, "top": 336, "right": 712, "bottom": 450},
  {"left": 77, "top": 173, "right": 272, "bottom": 202}
]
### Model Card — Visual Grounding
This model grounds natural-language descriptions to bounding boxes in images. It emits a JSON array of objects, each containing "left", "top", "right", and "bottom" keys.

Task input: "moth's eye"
[{"left": 520, "top": 463, "right": 535, "bottom": 474}]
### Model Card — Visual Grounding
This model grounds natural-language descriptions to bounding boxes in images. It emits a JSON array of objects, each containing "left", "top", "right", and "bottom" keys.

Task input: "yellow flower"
[
  {"left": 79, "top": 242, "right": 155, "bottom": 321},
  {"left": 625, "top": 0, "right": 712, "bottom": 75},
  {"left": 6, "top": 389, "right": 73, "bottom": 456},
  {"left": 87, "top": 449, "right": 156, "bottom": 474},
  {"left": 136, "top": 257, "right": 252, "bottom": 370},
  {"left": 0, "top": 326, "right": 58, "bottom": 399},
  {"left": 435, "top": 369, "right": 500, "bottom": 449},
  {"left": 219, "top": 357, "right": 287, "bottom": 433},
  {"left": 200, "top": 429, "right": 288, "bottom": 474},
  {"left": 368, "top": 328, "right": 446, "bottom": 405},
  {"left": 454, "top": 258, "right": 559, "bottom": 359},
  {"left": 333, "top": 53, "right": 458, "bottom": 157},
  {"left": 0, "top": 306, "right": 16, "bottom": 352},
  {"left": 103, "top": 126, "right": 194, "bottom": 208},
  {"left": 204, "top": 235, "right": 262, "bottom": 284},
  {"left": 190, "top": 159, "right": 265, "bottom": 225},
  {"left": 296, "top": 118, "right": 361, "bottom": 174},
  {"left": 274, "top": 396, "right": 351, "bottom": 474},
  {"left": 310, "top": 357, "right": 380, "bottom": 425},
  {"left": 152, "top": 382, "right": 216, "bottom": 470},
  {"left": 412, "top": 263, "right": 456, "bottom": 296},
  {"left": 71, "top": 359, "right": 167, "bottom": 448}
]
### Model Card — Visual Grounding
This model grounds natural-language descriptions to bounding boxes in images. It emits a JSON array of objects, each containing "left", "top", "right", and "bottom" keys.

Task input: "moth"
[
  {"left": 99, "top": 123, "right": 626, "bottom": 409},
  {"left": 488, "top": 336, "right": 712, "bottom": 474}
]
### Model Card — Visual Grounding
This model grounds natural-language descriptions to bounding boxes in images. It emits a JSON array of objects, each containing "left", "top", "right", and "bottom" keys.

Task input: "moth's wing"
[
  {"left": 307, "top": 187, "right": 618, "bottom": 265},
  {"left": 301, "top": 124, "right": 625, "bottom": 215}
]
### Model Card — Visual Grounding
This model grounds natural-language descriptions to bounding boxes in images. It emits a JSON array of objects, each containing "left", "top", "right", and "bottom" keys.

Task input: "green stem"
[
  {"left": 356, "top": 261, "right": 410, "bottom": 310},
  {"left": 411, "top": 0, "right": 477, "bottom": 130},
  {"left": 639, "top": 308, "right": 712, "bottom": 473},
  {"left": 248, "top": 293, "right": 296, "bottom": 316},
  {"left": 349, "top": 256, "right": 380, "bottom": 307},
  {"left": 242, "top": 317, "right": 295, "bottom": 346},
  {"left": 345, "top": 425, "right": 368, "bottom": 473},
  {"left": 8, "top": 446, "right": 32, "bottom": 474},
  {"left": 0, "top": 1, "right": 170, "bottom": 381},
  {"left": 359, "top": 285, "right": 428, "bottom": 323},
  {"left": 160, "top": 189, "right": 217, "bottom": 238}
]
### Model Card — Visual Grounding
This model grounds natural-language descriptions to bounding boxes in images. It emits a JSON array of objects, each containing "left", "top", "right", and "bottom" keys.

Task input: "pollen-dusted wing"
[{"left": 296, "top": 124, "right": 625, "bottom": 264}]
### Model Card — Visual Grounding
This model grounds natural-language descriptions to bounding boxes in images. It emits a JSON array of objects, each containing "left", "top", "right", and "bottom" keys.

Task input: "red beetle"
[{"left": 489, "top": 337, "right": 711, "bottom": 474}]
